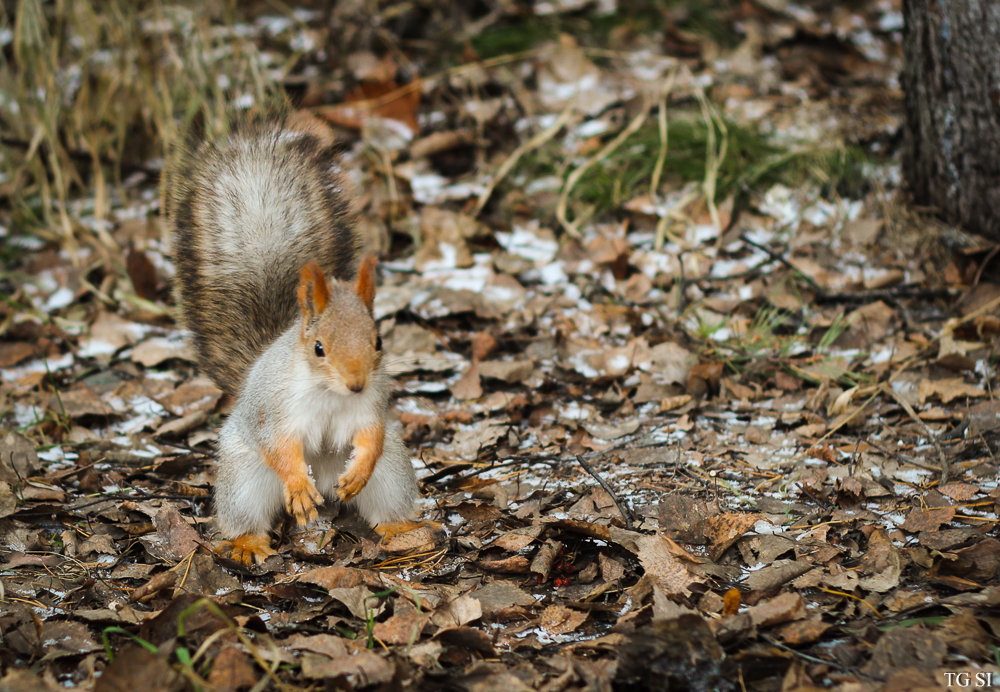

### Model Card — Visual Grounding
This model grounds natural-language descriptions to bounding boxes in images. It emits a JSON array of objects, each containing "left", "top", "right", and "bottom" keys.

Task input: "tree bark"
[{"left": 902, "top": 1, "right": 1000, "bottom": 241}]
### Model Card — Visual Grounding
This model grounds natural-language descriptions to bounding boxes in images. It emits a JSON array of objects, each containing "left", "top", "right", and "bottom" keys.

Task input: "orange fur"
[
  {"left": 354, "top": 255, "right": 377, "bottom": 313},
  {"left": 298, "top": 261, "right": 330, "bottom": 320},
  {"left": 225, "top": 532, "right": 276, "bottom": 565},
  {"left": 341, "top": 356, "right": 369, "bottom": 393},
  {"left": 263, "top": 436, "right": 324, "bottom": 526},
  {"left": 337, "top": 422, "right": 384, "bottom": 500}
]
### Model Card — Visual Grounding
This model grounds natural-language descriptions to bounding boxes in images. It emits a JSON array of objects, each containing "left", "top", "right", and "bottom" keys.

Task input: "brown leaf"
[
  {"left": 744, "top": 559, "right": 814, "bottom": 592},
  {"left": 530, "top": 539, "right": 562, "bottom": 581},
  {"left": 856, "top": 529, "right": 902, "bottom": 593},
  {"left": 380, "top": 523, "right": 441, "bottom": 554},
  {"left": 132, "top": 335, "right": 193, "bottom": 368},
  {"left": 862, "top": 628, "right": 946, "bottom": 679},
  {"left": 687, "top": 360, "right": 723, "bottom": 398},
  {"left": 539, "top": 604, "right": 587, "bottom": 635},
  {"left": 452, "top": 422, "right": 507, "bottom": 461},
  {"left": 0, "top": 432, "right": 39, "bottom": 485},
  {"left": 470, "top": 332, "right": 498, "bottom": 362},
  {"left": 300, "top": 649, "right": 395, "bottom": 684},
  {"left": 477, "top": 554, "right": 531, "bottom": 574},
  {"left": 95, "top": 644, "right": 183, "bottom": 692},
  {"left": 616, "top": 616, "right": 726, "bottom": 691},
  {"left": 936, "top": 612, "right": 994, "bottom": 659},
  {"left": 149, "top": 504, "right": 201, "bottom": 562},
  {"left": 318, "top": 62, "right": 420, "bottom": 134},
  {"left": 53, "top": 385, "right": 116, "bottom": 419},
  {"left": 962, "top": 400, "right": 1000, "bottom": 435},
  {"left": 918, "top": 376, "right": 987, "bottom": 404},
  {"left": 433, "top": 626, "right": 497, "bottom": 657},
  {"left": 0, "top": 341, "right": 34, "bottom": 367},
  {"left": 937, "top": 482, "right": 980, "bottom": 502},
  {"left": 283, "top": 633, "right": 349, "bottom": 658},
  {"left": 837, "top": 300, "right": 896, "bottom": 348},
  {"left": 477, "top": 359, "right": 534, "bottom": 383},
  {"left": 940, "top": 538, "right": 1000, "bottom": 583},
  {"left": 776, "top": 619, "right": 830, "bottom": 646},
  {"left": 491, "top": 525, "right": 543, "bottom": 552},
  {"left": 327, "top": 585, "right": 379, "bottom": 621},
  {"left": 703, "top": 512, "right": 759, "bottom": 561},
  {"left": 80, "top": 311, "right": 140, "bottom": 360},
  {"left": 0, "top": 481, "right": 17, "bottom": 519},
  {"left": 0, "top": 669, "right": 61, "bottom": 692},
  {"left": 919, "top": 528, "right": 982, "bottom": 551},
  {"left": 450, "top": 362, "right": 482, "bottom": 400},
  {"left": 298, "top": 565, "right": 366, "bottom": 590},
  {"left": 207, "top": 644, "right": 258, "bottom": 692},
  {"left": 130, "top": 569, "right": 177, "bottom": 603},
  {"left": 745, "top": 592, "right": 806, "bottom": 629},
  {"left": 653, "top": 495, "right": 718, "bottom": 543},
  {"left": 902, "top": 505, "right": 956, "bottom": 533},
  {"left": 373, "top": 608, "right": 430, "bottom": 645},
  {"left": 471, "top": 582, "right": 537, "bottom": 619},
  {"left": 635, "top": 533, "right": 700, "bottom": 597},
  {"left": 430, "top": 593, "right": 482, "bottom": 628}
]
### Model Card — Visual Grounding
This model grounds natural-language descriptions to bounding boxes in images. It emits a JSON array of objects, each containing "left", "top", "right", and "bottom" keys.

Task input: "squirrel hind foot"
[{"left": 221, "top": 533, "right": 276, "bottom": 565}]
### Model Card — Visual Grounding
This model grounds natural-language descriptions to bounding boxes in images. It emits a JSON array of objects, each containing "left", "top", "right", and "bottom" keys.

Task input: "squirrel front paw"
[
  {"left": 336, "top": 465, "right": 370, "bottom": 502},
  {"left": 223, "top": 533, "right": 276, "bottom": 565},
  {"left": 284, "top": 476, "right": 324, "bottom": 526}
]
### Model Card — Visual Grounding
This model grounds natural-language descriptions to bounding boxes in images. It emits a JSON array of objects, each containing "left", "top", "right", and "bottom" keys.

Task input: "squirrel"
[{"left": 168, "top": 113, "right": 419, "bottom": 565}]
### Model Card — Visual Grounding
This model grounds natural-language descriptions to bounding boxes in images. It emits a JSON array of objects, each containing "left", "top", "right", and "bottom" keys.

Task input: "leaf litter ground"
[{"left": 1, "top": 2, "right": 999, "bottom": 690}]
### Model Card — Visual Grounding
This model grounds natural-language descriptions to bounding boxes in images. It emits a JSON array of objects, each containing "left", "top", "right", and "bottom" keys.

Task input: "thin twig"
[
  {"left": 739, "top": 232, "right": 824, "bottom": 293},
  {"left": 883, "top": 384, "right": 951, "bottom": 483},
  {"left": 575, "top": 455, "right": 634, "bottom": 529},
  {"left": 970, "top": 244, "right": 1000, "bottom": 291}
]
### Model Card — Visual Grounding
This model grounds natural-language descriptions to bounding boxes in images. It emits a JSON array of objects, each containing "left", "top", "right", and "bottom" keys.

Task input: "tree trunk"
[{"left": 902, "top": 1, "right": 1000, "bottom": 241}]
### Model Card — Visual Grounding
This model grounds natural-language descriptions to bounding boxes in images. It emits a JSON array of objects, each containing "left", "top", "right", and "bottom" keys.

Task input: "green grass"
[
  {"left": 573, "top": 116, "right": 871, "bottom": 213},
  {"left": 470, "top": 1, "right": 742, "bottom": 60},
  {"left": 692, "top": 304, "right": 868, "bottom": 388},
  {"left": 507, "top": 109, "right": 872, "bottom": 229}
]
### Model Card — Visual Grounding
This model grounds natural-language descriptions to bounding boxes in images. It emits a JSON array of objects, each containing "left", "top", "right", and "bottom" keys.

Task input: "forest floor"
[{"left": 2, "top": 1, "right": 999, "bottom": 690}]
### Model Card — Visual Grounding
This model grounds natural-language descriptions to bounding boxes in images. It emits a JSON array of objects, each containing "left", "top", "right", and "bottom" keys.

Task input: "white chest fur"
[{"left": 284, "top": 359, "right": 381, "bottom": 458}]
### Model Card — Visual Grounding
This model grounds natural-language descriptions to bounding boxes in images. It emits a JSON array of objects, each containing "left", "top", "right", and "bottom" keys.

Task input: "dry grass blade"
[
  {"left": 693, "top": 83, "right": 727, "bottom": 245},
  {"left": 557, "top": 93, "right": 652, "bottom": 237},
  {"left": 474, "top": 104, "right": 576, "bottom": 217},
  {"left": 1, "top": 0, "right": 282, "bottom": 259}
]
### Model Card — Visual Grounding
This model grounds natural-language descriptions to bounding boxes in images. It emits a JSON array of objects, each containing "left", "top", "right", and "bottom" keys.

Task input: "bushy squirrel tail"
[{"left": 168, "top": 114, "right": 359, "bottom": 397}]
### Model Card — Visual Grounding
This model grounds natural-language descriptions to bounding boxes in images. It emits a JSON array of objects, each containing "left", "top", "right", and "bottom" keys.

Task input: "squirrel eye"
[
  {"left": 314, "top": 341, "right": 325, "bottom": 357},
  {"left": 375, "top": 335, "right": 382, "bottom": 351}
]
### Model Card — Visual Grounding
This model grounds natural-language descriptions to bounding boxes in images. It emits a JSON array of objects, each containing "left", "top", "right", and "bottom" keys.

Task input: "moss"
[{"left": 471, "top": 19, "right": 560, "bottom": 59}]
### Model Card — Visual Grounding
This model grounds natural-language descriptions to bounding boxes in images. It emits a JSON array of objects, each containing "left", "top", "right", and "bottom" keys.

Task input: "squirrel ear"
[
  {"left": 354, "top": 255, "right": 377, "bottom": 314},
  {"left": 298, "top": 261, "right": 329, "bottom": 320}
]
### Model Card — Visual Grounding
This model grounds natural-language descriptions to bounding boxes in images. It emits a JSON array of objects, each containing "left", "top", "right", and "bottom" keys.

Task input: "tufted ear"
[
  {"left": 297, "top": 261, "right": 329, "bottom": 320},
  {"left": 354, "top": 255, "right": 377, "bottom": 314}
]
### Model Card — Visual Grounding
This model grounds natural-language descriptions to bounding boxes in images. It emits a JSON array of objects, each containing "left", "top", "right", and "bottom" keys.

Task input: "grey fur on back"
[{"left": 169, "top": 118, "right": 358, "bottom": 397}]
